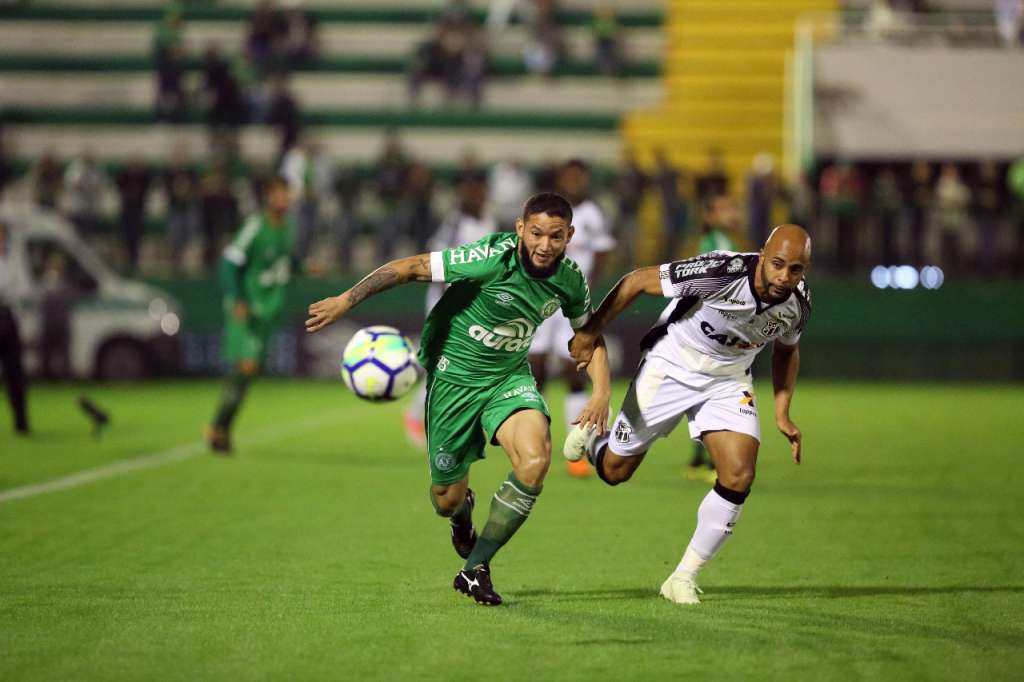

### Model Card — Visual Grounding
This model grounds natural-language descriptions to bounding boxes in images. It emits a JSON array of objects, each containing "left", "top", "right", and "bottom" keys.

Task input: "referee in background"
[{"left": 0, "top": 220, "right": 29, "bottom": 435}]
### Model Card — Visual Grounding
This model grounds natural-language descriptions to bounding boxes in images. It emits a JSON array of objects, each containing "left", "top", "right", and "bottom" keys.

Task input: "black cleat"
[
  {"left": 451, "top": 488, "right": 477, "bottom": 559},
  {"left": 453, "top": 564, "right": 503, "bottom": 606}
]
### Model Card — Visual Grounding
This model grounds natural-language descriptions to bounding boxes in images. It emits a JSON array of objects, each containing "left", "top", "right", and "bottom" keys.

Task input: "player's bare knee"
[
  {"left": 431, "top": 486, "right": 463, "bottom": 516},
  {"left": 602, "top": 454, "right": 639, "bottom": 486},
  {"left": 719, "top": 465, "right": 755, "bottom": 492}
]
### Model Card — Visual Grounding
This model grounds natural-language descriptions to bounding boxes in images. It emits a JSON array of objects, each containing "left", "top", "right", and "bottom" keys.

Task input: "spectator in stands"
[
  {"left": 746, "top": 153, "right": 778, "bottom": 248},
  {"left": 972, "top": 160, "right": 1005, "bottom": 272},
  {"left": 32, "top": 149, "right": 63, "bottom": 211},
  {"left": 523, "top": 0, "right": 566, "bottom": 77},
  {"left": 592, "top": 2, "right": 623, "bottom": 77},
  {"left": 1009, "top": 157, "right": 1024, "bottom": 276},
  {"left": 153, "top": 2, "right": 187, "bottom": 123},
  {"left": 281, "top": 0, "right": 319, "bottom": 69},
  {"left": 614, "top": 148, "right": 647, "bottom": 267},
  {"left": 267, "top": 78, "right": 303, "bottom": 161},
  {"left": 332, "top": 165, "right": 362, "bottom": 272},
  {"left": 871, "top": 166, "right": 905, "bottom": 265},
  {"left": 653, "top": 148, "right": 689, "bottom": 260},
  {"left": 202, "top": 45, "right": 247, "bottom": 157},
  {"left": 63, "top": 149, "right": 107, "bottom": 240},
  {"left": 199, "top": 157, "right": 239, "bottom": 270},
  {"left": 908, "top": 160, "right": 933, "bottom": 265},
  {"left": 408, "top": 11, "right": 488, "bottom": 107},
  {"left": 374, "top": 131, "right": 410, "bottom": 261},
  {"left": 116, "top": 155, "right": 154, "bottom": 274},
  {"left": 818, "top": 161, "right": 864, "bottom": 273},
  {"left": 402, "top": 162, "right": 437, "bottom": 253},
  {"left": 934, "top": 162, "right": 971, "bottom": 274},
  {"left": 489, "top": 159, "right": 534, "bottom": 229},
  {"left": 247, "top": 0, "right": 287, "bottom": 77},
  {"left": 164, "top": 146, "right": 199, "bottom": 273},
  {"left": 281, "top": 138, "right": 335, "bottom": 260},
  {"left": 786, "top": 171, "right": 816, "bottom": 233},
  {"left": 696, "top": 147, "right": 729, "bottom": 202}
]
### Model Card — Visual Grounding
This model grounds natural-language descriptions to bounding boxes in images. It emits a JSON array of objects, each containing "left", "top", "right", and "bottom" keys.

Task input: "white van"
[{"left": 1, "top": 204, "right": 182, "bottom": 379}]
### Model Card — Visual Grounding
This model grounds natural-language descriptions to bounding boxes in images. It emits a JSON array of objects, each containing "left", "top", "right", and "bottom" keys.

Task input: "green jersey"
[
  {"left": 420, "top": 233, "right": 592, "bottom": 387},
  {"left": 221, "top": 212, "right": 296, "bottom": 321},
  {"left": 698, "top": 228, "right": 735, "bottom": 255}
]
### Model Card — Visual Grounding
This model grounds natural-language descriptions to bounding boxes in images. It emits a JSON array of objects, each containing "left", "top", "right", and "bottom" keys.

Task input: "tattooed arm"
[{"left": 305, "top": 254, "right": 432, "bottom": 332}]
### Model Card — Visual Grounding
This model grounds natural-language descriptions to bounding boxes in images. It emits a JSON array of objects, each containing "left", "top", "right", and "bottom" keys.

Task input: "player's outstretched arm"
[
  {"left": 772, "top": 340, "right": 802, "bottom": 464},
  {"left": 572, "top": 336, "right": 611, "bottom": 434},
  {"left": 569, "top": 266, "right": 661, "bottom": 368},
  {"left": 305, "top": 254, "right": 432, "bottom": 332}
]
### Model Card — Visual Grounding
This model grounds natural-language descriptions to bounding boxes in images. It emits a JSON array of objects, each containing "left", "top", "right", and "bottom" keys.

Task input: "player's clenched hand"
[
  {"left": 569, "top": 332, "right": 598, "bottom": 371},
  {"left": 305, "top": 295, "right": 348, "bottom": 332},
  {"left": 776, "top": 416, "right": 802, "bottom": 464},
  {"left": 572, "top": 396, "right": 610, "bottom": 436}
]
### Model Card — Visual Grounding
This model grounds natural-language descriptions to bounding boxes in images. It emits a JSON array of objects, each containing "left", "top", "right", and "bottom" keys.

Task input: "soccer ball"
[{"left": 341, "top": 326, "right": 420, "bottom": 401}]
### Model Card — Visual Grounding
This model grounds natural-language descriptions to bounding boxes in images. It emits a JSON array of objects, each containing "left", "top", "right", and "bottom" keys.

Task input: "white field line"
[{"left": 0, "top": 411, "right": 336, "bottom": 505}]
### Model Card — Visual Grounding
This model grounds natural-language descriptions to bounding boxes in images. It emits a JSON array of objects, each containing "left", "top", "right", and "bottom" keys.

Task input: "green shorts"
[
  {"left": 223, "top": 316, "right": 273, "bottom": 365},
  {"left": 424, "top": 373, "right": 550, "bottom": 486}
]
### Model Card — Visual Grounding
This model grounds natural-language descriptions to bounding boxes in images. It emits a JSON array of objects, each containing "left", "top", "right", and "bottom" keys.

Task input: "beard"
[
  {"left": 518, "top": 240, "right": 563, "bottom": 279},
  {"left": 760, "top": 265, "right": 791, "bottom": 303}
]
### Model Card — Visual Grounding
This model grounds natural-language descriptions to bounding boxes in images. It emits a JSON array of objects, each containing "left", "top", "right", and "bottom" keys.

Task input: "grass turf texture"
[{"left": 2, "top": 379, "right": 1023, "bottom": 680}]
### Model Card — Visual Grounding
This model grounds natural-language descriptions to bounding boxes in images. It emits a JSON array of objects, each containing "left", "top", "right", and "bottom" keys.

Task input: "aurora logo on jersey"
[
  {"left": 467, "top": 318, "right": 536, "bottom": 351},
  {"left": 448, "top": 238, "right": 516, "bottom": 265}
]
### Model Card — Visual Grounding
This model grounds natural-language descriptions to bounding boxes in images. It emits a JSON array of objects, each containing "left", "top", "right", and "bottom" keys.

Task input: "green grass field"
[{"left": 3, "top": 379, "right": 1023, "bottom": 681}]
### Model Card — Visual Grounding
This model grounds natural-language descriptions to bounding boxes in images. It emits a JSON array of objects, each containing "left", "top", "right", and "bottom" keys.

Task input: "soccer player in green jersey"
[
  {"left": 306, "top": 193, "right": 612, "bottom": 605},
  {"left": 207, "top": 176, "right": 296, "bottom": 453}
]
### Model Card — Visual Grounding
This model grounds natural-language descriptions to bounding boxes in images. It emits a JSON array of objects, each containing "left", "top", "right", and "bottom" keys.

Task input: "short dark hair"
[
  {"left": 522, "top": 192, "right": 572, "bottom": 223},
  {"left": 267, "top": 174, "right": 290, "bottom": 191},
  {"left": 562, "top": 158, "right": 588, "bottom": 173}
]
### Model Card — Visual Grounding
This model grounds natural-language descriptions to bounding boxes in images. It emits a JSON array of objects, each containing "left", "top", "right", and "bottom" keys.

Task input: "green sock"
[
  {"left": 464, "top": 473, "right": 542, "bottom": 570},
  {"left": 429, "top": 489, "right": 473, "bottom": 527},
  {"left": 213, "top": 373, "right": 251, "bottom": 430}
]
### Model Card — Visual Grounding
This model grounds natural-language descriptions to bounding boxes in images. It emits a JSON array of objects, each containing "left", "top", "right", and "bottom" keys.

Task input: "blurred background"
[{"left": 1, "top": 0, "right": 1022, "bottom": 395}]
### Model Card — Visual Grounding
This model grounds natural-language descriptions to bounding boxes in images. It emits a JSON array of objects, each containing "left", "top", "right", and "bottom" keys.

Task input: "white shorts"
[
  {"left": 529, "top": 313, "right": 574, "bottom": 359},
  {"left": 606, "top": 354, "right": 761, "bottom": 457}
]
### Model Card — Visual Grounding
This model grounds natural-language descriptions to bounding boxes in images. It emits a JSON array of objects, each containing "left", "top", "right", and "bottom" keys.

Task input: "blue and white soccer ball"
[{"left": 341, "top": 326, "right": 420, "bottom": 401}]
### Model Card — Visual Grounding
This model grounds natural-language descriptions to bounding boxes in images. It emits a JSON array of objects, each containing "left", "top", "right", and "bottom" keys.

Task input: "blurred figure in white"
[
  {"left": 281, "top": 138, "right": 335, "bottom": 261},
  {"left": 529, "top": 159, "right": 615, "bottom": 477},
  {"left": 404, "top": 170, "right": 497, "bottom": 448},
  {"left": 488, "top": 159, "right": 534, "bottom": 229},
  {"left": 995, "top": 0, "right": 1024, "bottom": 46},
  {"left": 63, "top": 149, "right": 107, "bottom": 241}
]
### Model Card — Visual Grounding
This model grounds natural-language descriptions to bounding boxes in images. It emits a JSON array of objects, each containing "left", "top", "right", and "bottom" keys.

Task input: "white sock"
[
  {"left": 676, "top": 489, "right": 744, "bottom": 577},
  {"left": 565, "top": 390, "right": 589, "bottom": 432}
]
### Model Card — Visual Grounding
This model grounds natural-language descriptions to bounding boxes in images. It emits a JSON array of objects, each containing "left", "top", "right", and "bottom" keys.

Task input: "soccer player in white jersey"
[
  {"left": 404, "top": 171, "right": 497, "bottom": 447},
  {"left": 529, "top": 159, "right": 616, "bottom": 477},
  {"left": 564, "top": 224, "right": 812, "bottom": 604}
]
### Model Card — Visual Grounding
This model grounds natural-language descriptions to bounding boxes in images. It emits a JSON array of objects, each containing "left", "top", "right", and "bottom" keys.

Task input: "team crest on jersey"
[
  {"left": 614, "top": 421, "right": 633, "bottom": 444},
  {"left": 727, "top": 257, "right": 745, "bottom": 274},
  {"left": 495, "top": 292, "right": 514, "bottom": 307},
  {"left": 761, "top": 320, "right": 782, "bottom": 337},
  {"left": 541, "top": 298, "right": 560, "bottom": 319},
  {"left": 435, "top": 452, "right": 457, "bottom": 472}
]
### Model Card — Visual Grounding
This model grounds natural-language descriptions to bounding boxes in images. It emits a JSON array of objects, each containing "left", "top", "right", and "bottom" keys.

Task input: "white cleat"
[
  {"left": 562, "top": 423, "right": 598, "bottom": 462},
  {"left": 660, "top": 573, "right": 703, "bottom": 605}
]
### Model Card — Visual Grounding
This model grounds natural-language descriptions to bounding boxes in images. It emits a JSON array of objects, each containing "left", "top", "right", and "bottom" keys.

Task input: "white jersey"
[
  {"left": 425, "top": 211, "right": 498, "bottom": 312},
  {"left": 566, "top": 199, "right": 615, "bottom": 279},
  {"left": 645, "top": 251, "right": 811, "bottom": 377}
]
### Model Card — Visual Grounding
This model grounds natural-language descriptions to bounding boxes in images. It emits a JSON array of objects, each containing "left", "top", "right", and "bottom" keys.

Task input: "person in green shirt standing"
[
  {"left": 689, "top": 193, "right": 740, "bottom": 482},
  {"left": 305, "top": 193, "right": 612, "bottom": 606},
  {"left": 207, "top": 176, "right": 296, "bottom": 453}
]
